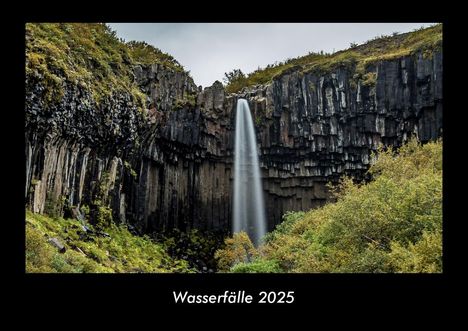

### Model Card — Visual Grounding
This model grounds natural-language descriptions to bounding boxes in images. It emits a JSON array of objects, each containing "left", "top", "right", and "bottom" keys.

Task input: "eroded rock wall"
[
  {"left": 25, "top": 50, "right": 443, "bottom": 234},
  {"left": 231, "top": 51, "right": 443, "bottom": 226}
]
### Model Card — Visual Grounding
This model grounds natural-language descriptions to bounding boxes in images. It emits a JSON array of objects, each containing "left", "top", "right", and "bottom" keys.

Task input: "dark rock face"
[
  {"left": 130, "top": 81, "right": 233, "bottom": 234},
  {"left": 134, "top": 63, "right": 197, "bottom": 112},
  {"left": 25, "top": 79, "right": 143, "bottom": 217},
  {"left": 232, "top": 51, "right": 443, "bottom": 226},
  {"left": 25, "top": 50, "right": 443, "bottom": 235}
]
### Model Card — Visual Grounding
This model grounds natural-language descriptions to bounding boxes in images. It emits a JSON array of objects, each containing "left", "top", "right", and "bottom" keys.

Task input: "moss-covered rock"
[{"left": 25, "top": 23, "right": 191, "bottom": 109}]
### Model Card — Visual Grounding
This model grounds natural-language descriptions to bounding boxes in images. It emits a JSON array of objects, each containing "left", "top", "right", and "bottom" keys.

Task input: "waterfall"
[{"left": 233, "top": 98, "right": 266, "bottom": 246}]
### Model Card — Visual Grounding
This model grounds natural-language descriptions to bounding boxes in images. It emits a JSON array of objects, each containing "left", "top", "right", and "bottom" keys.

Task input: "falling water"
[{"left": 233, "top": 98, "right": 267, "bottom": 246}]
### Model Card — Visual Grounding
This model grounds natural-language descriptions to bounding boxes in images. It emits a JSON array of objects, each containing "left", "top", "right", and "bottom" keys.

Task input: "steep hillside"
[
  {"left": 26, "top": 211, "right": 193, "bottom": 273},
  {"left": 26, "top": 23, "right": 187, "bottom": 105},
  {"left": 225, "top": 24, "right": 442, "bottom": 93}
]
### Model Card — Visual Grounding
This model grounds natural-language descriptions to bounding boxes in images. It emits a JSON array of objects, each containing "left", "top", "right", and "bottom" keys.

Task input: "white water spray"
[{"left": 233, "top": 99, "right": 267, "bottom": 246}]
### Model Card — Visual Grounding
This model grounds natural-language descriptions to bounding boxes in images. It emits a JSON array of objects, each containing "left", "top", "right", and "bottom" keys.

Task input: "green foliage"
[
  {"left": 255, "top": 116, "right": 262, "bottom": 126},
  {"left": 361, "top": 72, "right": 377, "bottom": 86},
  {"left": 238, "top": 138, "right": 442, "bottom": 273},
  {"left": 224, "top": 24, "right": 442, "bottom": 93},
  {"left": 94, "top": 201, "right": 113, "bottom": 229},
  {"left": 214, "top": 232, "right": 258, "bottom": 272},
  {"left": 124, "top": 161, "right": 138, "bottom": 180},
  {"left": 224, "top": 69, "right": 248, "bottom": 93},
  {"left": 26, "top": 223, "right": 56, "bottom": 272},
  {"left": 25, "top": 211, "right": 193, "bottom": 273},
  {"left": 173, "top": 93, "right": 197, "bottom": 110},
  {"left": 230, "top": 259, "right": 281, "bottom": 273},
  {"left": 157, "top": 228, "right": 223, "bottom": 272},
  {"left": 80, "top": 204, "right": 90, "bottom": 218},
  {"left": 26, "top": 23, "right": 137, "bottom": 105},
  {"left": 388, "top": 230, "right": 442, "bottom": 273},
  {"left": 263, "top": 211, "right": 306, "bottom": 244},
  {"left": 44, "top": 194, "right": 66, "bottom": 218},
  {"left": 84, "top": 171, "right": 114, "bottom": 229},
  {"left": 126, "top": 40, "right": 184, "bottom": 71}
]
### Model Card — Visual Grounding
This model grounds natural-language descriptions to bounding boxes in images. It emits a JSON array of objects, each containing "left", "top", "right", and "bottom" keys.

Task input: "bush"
[
  {"left": 158, "top": 228, "right": 223, "bottom": 272},
  {"left": 263, "top": 211, "right": 305, "bottom": 243},
  {"left": 80, "top": 204, "right": 90, "bottom": 218},
  {"left": 388, "top": 230, "right": 442, "bottom": 273},
  {"left": 223, "top": 69, "right": 248, "bottom": 93},
  {"left": 230, "top": 259, "right": 281, "bottom": 273},
  {"left": 126, "top": 40, "right": 185, "bottom": 71},
  {"left": 95, "top": 203, "right": 113, "bottom": 229},
  {"left": 26, "top": 224, "right": 55, "bottom": 272},
  {"left": 240, "top": 138, "right": 442, "bottom": 273},
  {"left": 214, "top": 232, "right": 258, "bottom": 272}
]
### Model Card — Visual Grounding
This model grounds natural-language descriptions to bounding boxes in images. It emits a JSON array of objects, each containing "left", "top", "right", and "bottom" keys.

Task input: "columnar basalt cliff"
[
  {"left": 25, "top": 24, "right": 443, "bottom": 236},
  {"left": 232, "top": 50, "right": 443, "bottom": 225}
]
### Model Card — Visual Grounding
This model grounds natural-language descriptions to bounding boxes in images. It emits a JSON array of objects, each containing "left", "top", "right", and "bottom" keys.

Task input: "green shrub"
[
  {"left": 214, "top": 232, "right": 258, "bottom": 272},
  {"left": 173, "top": 93, "right": 197, "bottom": 110},
  {"left": 26, "top": 224, "right": 55, "bottom": 273},
  {"left": 158, "top": 228, "right": 223, "bottom": 272},
  {"left": 124, "top": 161, "right": 138, "bottom": 179},
  {"left": 388, "top": 230, "right": 442, "bottom": 273},
  {"left": 241, "top": 138, "right": 442, "bottom": 273},
  {"left": 264, "top": 211, "right": 306, "bottom": 243},
  {"left": 230, "top": 259, "right": 281, "bottom": 273},
  {"left": 126, "top": 40, "right": 185, "bottom": 71},
  {"left": 361, "top": 71, "right": 377, "bottom": 86},
  {"left": 95, "top": 203, "right": 113, "bottom": 229},
  {"left": 80, "top": 204, "right": 90, "bottom": 218},
  {"left": 43, "top": 194, "right": 66, "bottom": 218}
]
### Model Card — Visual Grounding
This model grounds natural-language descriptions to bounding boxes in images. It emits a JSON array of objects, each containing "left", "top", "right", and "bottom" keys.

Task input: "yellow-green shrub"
[
  {"left": 230, "top": 259, "right": 281, "bottom": 273},
  {"left": 214, "top": 232, "right": 258, "bottom": 272},
  {"left": 239, "top": 138, "right": 442, "bottom": 273}
]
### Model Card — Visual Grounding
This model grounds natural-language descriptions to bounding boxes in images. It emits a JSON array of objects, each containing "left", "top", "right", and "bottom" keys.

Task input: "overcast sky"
[{"left": 108, "top": 23, "right": 435, "bottom": 88}]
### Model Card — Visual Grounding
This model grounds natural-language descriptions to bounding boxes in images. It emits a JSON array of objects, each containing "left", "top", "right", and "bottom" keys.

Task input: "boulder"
[{"left": 48, "top": 237, "right": 66, "bottom": 253}]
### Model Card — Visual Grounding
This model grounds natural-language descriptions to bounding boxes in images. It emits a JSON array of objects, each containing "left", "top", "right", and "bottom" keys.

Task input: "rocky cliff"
[
  {"left": 232, "top": 50, "right": 443, "bottom": 225},
  {"left": 25, "top": 24, "right": 443, "bottom": 236}
]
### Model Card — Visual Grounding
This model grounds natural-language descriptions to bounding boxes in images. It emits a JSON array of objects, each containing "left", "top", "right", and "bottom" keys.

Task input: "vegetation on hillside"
[
  {"left": 26, "top": 211, "right": 193, "bottom": 273},
  {"left": 25, "top": 23, "right": 188, "bottom": 107},
  {"left": 216, "top": 138, "right": 442, "bottom": 273},
  {"left": 224, "top": 24, "right": 442, "bottom": 93},
  {"left": 126, "top": 40, "right": 184, "bottom": 70}
]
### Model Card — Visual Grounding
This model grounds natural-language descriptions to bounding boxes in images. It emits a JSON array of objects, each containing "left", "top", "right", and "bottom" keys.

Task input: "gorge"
[{"left": 25, "top": 24, "right": 443, "bottom": 269}]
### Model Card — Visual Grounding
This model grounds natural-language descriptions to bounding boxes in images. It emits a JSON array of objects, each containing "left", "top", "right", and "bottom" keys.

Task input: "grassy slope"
[
  {"left": 221, "top": 139, "right": 442, "bottom": 273},
  {"left": 26, "top": 211, "right": 193, "bottom": 273},
  {"left": 225, "top": 24, "right": 442, "bottom": 93},
  {"left": 26, "top": 23, "right": 190, "bottom": 107}
]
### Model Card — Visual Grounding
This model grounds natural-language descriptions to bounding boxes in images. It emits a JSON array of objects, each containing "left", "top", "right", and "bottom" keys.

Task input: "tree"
[
  {"left": 223, "top": 69, "right": 245, "bottom": 85},
  {"left": 223, "top": 69, "right": 248, "bottom": 93},
  {"left": 214, "top": 232, "right": 258, "bottom": 272}
]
